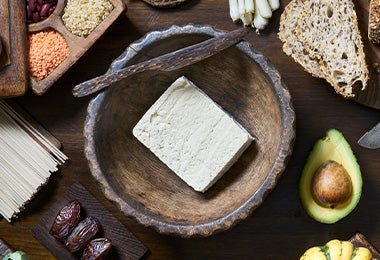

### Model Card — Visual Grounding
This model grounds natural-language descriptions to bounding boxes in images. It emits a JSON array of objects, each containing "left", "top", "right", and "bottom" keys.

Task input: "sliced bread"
[
  {"left": 368, "top": 0, "right": 380, "bottom": 44},
  {"left": 279, "top": 0, "right": 369, "bottom": 98},
  {"left": 278, "top": 0, "right": 326, "bottom": 78}
]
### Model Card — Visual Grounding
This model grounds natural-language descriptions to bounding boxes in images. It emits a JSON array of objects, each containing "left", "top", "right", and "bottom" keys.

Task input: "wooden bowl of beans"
[{"left": 26, "top": 0, "right": 127, "bottom": 95}]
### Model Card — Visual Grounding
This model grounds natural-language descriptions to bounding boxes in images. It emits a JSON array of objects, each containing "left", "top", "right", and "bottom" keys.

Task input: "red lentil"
[{"left": 28, "top": 30, "right": 70, "bottom": 80}]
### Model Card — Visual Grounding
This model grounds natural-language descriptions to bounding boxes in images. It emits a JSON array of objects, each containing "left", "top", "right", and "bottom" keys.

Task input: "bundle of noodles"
[{"left": 0, "top": 100, "right": 68, "bottom": 222}]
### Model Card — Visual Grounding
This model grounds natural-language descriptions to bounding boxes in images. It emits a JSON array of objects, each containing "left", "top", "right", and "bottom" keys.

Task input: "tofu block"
[{"left": 133, "top": 76, "right": 254, "bottom": 192}]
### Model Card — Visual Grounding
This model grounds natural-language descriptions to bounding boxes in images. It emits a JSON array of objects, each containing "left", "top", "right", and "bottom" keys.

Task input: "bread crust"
[
  {"left": 278, "top": 0, "right": 369, "bottom": 98},
  {"left": 369, "top": 0, "right": 380, "bottom": 44}
]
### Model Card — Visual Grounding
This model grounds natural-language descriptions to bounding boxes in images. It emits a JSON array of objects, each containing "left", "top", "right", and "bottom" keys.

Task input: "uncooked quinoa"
[
  {"left": 28, "top": 29, "right": 70, "bottom": 80},
  {"left": 62, "top": 0, "right": 114, "bottom": 37}
]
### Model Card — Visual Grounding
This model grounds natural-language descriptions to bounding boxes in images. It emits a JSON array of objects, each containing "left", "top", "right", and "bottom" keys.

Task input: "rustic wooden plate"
[
  {"left": 31, "top": 183, "right": 148, "bottom": 260},
  {"left": 28, "top": 0, "right": 126, "bottom": 95},
  {"left": 84, "top": 24, "right": 296, "bottom": 237}
]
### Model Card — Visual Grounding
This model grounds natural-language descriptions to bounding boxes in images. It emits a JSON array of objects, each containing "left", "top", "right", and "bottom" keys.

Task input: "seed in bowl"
[
  {"left": 28, "top": 29, "right": 70, "bottom": 80},
  {"left": 62, "top": 0, "right": 114, "bottom": 37},
  {"left": 26, "top": 0, "right": 57, "bottom": 24}
]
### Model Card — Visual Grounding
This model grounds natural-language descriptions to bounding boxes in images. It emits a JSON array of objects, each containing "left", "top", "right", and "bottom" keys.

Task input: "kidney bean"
[
  {"left": 26, "top": 0, "right": 57, "bottom": 24},
  {"left": 26, "top": 5, "right": 32, "bottom": 19},
  {"left": 40, "top": 3, "right": 50, "bottom": 17},
  {"left": 48, "top": 7, "right": 55, "bottom": 15},
  {"left": 28, "top": 0, "right": 36, "bottom": 11},
  {"left": 32, "top": 12, "right": 40, "bottom": 22}
]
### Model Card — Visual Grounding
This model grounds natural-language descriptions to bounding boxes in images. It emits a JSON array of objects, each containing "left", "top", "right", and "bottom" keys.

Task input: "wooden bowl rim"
[
  {"left": 141, "top": 0, "right": 191, "bottom": 8},
  {"left": 84, "top": 24, "right": 296, "bottom": 237}
]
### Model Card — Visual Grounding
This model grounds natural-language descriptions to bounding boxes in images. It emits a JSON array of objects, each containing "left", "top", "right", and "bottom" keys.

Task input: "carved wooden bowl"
[{"left": 84, "top": 24, "right": 296, "bottom": 237}]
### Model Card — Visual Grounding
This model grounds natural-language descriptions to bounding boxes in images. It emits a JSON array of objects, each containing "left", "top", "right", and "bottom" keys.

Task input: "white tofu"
[{"left": 133, "top": 76, "right": 254, "bottom": 192}]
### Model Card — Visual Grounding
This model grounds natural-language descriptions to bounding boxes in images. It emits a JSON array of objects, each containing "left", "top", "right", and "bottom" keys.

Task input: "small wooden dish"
[
  {"left": 84, "top": 24, "right": 296, "bottom": 237},
  {"left": 32, "top": 183, "right": 148, "bottom": 260},
  {"left": 28, "top": 0, "right": 126, "bottom": 95}
]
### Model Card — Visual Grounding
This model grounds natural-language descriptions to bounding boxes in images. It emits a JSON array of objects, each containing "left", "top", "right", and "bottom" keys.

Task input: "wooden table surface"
[{"left": 1, "top": 0, "right": 380, "bottom": 259}]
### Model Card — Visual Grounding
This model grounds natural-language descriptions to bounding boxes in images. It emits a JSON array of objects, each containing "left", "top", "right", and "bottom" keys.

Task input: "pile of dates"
[
  {"left": 26, "top": 0, "right": 57, "bottom": 24},
  {"left": 49, "top": 200, "right": 112, "bottom": 260}
]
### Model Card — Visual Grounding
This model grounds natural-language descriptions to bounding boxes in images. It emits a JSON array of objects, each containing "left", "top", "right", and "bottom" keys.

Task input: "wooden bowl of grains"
[{"left": 26, "top": 0, "right": 127, "bottom": 95}]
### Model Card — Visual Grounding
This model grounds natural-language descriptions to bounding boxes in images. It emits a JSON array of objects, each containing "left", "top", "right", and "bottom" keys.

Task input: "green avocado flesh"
[{"left": 299, "top": 129, "right": 362, "bottom": 224}]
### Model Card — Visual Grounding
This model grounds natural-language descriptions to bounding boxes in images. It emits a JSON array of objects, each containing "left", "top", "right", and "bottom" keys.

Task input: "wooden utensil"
[
  {"left": 72, "top": 26, "right": 251, "bottom": 97},
  {"left": 32, "top": 183, "right": 148, "bottom": 260},
  {"left": 0, "top": 0, "right": 28, "bottom": 98}
]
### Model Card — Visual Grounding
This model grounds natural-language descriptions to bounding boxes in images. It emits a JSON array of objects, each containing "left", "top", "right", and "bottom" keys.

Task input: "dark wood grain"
[
  {"left": 28, "top": 0, "right": 127, "bottom": 95},
  {"left": 72, "top": 26, "right": 251, "bottom": 97},
  {"left": 0, "top": 0, "right": 380, "bottom": 259},
  {"left": 0, "top": 0, "right": 28, "bottom": 97},
  {"left": 31, "top": 183, "right": 148, "bottom": 260},
  {"left": 141, "top": 0, "right": 192, "bottom": 8}
]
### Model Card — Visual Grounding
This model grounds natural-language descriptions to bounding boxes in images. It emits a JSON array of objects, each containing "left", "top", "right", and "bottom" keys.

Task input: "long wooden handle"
[
  {"left": 72, "top": 27, "right": 251, "bottom": 98},
  {"left": 72, "top": 61, "right": 158, "bottom": 98}
]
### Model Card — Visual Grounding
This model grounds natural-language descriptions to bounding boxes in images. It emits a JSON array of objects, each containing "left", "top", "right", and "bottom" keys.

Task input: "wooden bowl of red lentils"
[{"left": 26, "top": 0, "right": 127, "bottom": 95}]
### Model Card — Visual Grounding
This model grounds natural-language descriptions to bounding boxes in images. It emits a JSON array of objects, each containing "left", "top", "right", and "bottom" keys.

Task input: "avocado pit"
[{"left": 311, "top": 160, "right": 352, "bottom": 208}]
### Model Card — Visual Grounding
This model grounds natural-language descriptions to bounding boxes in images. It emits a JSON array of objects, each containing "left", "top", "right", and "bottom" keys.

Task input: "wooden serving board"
[
  {"left": 0, "top": 0, "right": 28, "bottom": 97},
  {"left": 353, "top": 0, "right": 380, "bottom": 109},
  {"left": 28, "top": 0, "right": 126, "bottom": 95},
  {"left": 31, "top": 183, "right": 148, "bottom": 260}
]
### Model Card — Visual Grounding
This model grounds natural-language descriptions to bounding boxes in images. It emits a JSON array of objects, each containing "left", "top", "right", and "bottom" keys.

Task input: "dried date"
[
  {"left": 65, "top": 216, "right": 101, "bottom": 253},
  {"left": 81, "top": 238, "right": 112, "bottom": 260},
  {"left": 50, "top": 200, "right": 81, "bottom": 241}
]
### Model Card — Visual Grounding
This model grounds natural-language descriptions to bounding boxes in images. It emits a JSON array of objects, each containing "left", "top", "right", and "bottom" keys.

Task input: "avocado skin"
[{"left": 299, "top": 129, "right": 362, "bottom": 224}]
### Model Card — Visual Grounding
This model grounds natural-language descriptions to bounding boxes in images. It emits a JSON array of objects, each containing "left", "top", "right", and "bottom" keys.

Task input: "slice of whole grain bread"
[
  {"left": 279, "top": 0, "right": 369, "bottom": 98},
  {"left": 278, "top": 0, "right": 326, "bottom": 78}
]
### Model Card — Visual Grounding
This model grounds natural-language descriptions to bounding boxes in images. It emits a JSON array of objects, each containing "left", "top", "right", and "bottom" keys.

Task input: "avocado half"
[{"left": 299, "top": 129, "right": 362, "bottom": 224}]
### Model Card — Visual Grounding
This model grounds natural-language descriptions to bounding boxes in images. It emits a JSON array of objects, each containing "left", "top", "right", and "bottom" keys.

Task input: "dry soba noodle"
[{"left": 0, "top": 100, "right": 68, "bottom": 222}]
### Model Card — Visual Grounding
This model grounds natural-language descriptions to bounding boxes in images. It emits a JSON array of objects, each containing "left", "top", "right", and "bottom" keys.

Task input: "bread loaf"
[
  {"left": 369, "top": 0, "right": 380, "bottom": 44},
  {"left": 278, "top": 0, "right": 369, "bottom": 98}
]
